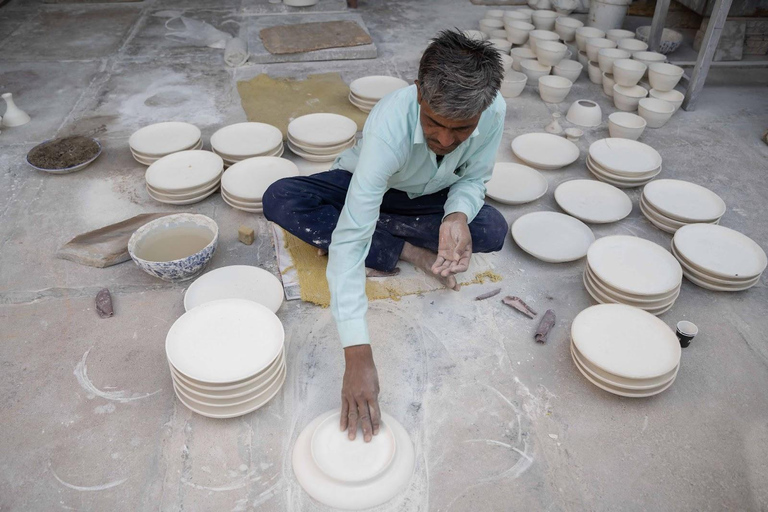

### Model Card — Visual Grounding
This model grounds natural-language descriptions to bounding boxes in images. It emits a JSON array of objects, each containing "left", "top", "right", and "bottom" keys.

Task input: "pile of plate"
[
  {"left": 349, "top": 75, "right": 409, "bottom": 113},
  {"left": 587, "top": 138, "right": 662, "bottom": 188},
  {"left": 571, "top": 304, "right": 681, "bottom": 398},
  {"left": 220, "top": 156, "right": 299, "bottom": 213},
  {"left": 287, "top": 113, "right": 357, "bottom": 162},
  {"left": 511, "top": 133, "right": 580, "bottom": 170},
  {"left": 145, "top": 150, "right": 223, "bottom": 205},
  {"left": 210, "top": 122, "right": 284, "bottom": 166},
  {"left": 166, "top": 299, "right": 286, "bottom": 419},
  {"left": 640, "top": 179, "right": 725, "bottom": 234},
  {"left": 184, "top": 265, "right": 284, "bottom": 313},
  {"left": 672, "top": 224, "right": 767, "bottom": 291},
  {"left": 129, "top": 122, "right": 202, "bottom": 165},
  {"left": 585, "top": 235, "right": 683, "bottom": 315}
]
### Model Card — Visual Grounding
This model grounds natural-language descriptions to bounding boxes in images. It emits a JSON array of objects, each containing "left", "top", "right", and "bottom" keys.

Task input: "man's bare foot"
[
  {"left": 366, "top": 267, "right": 401, "bottom": 278},
  {"left": 400, "top": 242, "right": 460, "bottom": 290},
  {"left": 318, "top": 248, "right": 327, "bottom": 257}
]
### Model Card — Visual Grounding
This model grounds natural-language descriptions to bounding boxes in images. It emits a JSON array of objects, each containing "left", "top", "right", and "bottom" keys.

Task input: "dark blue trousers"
[{"left": 263, "top": 170, "right": 508, "bottom": 272}]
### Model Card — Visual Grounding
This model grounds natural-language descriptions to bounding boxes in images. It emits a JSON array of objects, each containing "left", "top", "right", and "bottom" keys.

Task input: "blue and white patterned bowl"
[{"left": 128, "top": 214, "right": 218, "bottom": 282}]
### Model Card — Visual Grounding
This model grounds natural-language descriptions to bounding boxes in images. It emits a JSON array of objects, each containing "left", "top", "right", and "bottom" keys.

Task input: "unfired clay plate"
[
  {"left": 571, "top": 341, "right": 679, "bottom": 390},
  {"left": 210, "top": 122, "right": 283, "bottom": 158},
  {"left": 184, "top": 265, "right": 283, "bottom": 313},
  {"left": 145, "top": 150, "right": 223, "bottom": 193},
  {"left": 554, "top": 179, "right": 632, "bottom": 223},
  {"left": 588, "top": 138, "right": 662, "bottom": 175},
  {"left": 511, "top": 133, "right": 580, "bottom": 170},
  {"left": 485, "top": 163, "right": 548, "bottom": 205},
  {"left": 288, "top": 113, "right": 358, "bottom": 147},
  {"left": 221, "top": 157, "right": 299, "bottom": 201},
  {"left": 129, "top": 122, "right": 201, "bottom": 156},
  {"left": 349, "top": 76, "right": 409, "bottom": 101},
  {"left": 511, "top": 212, "right": 595, "bottom": 263},
  {"left": 673, "top": 224, "right": 767, "bottom": 279},
  {"left": 643, "top": 179, "right": 725, "bottom": 223}
]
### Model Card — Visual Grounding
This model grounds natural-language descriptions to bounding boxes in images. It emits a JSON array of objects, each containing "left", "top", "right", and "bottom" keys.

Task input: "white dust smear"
[{"left": 74, "top": 348, "right": 160, "bottom": 403}]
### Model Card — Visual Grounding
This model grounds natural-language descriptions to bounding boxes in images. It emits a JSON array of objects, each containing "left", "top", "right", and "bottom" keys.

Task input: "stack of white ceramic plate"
[
  {"left": 184, "top": 265, "right": 284, "bottom": 313},
  {"left": 585, "top": 235, "right": 683, "bottom": 315},
  {"left": 571, "top": 304, "right": 681, "bottom": 398},
  {"left": 587, "top": 138, "right": 662, "bottom": 188},
  {"left": 144, "top": 150, "right": 223, "bottom": 205},
  {"left": 129, "top": 122, "right": 202, "bottom": 165},
  {"left": 220, "top": 156, "right": 299, "bottom": 213},
  {"left": 287, "top": 113, "right": 358, "bottom": 162},
  {"left": 210, "top": 122, "right": 284, "bottom": 166},
  {"left": 166, "top": 299, "right": 286, "bottom": 419},
  {"left": 672, "top": 224, "right": 767, "bottom": 291},
  {"left": 348, "top": 76, "right": 409, "bottom": 113},
  {"left": 639, "top": 179, "right": 725, "bottom": 234}
]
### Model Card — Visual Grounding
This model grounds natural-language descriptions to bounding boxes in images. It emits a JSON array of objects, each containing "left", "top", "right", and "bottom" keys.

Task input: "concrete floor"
[{"left": 1, "top": 0, "right": 768, "bottom": 510}]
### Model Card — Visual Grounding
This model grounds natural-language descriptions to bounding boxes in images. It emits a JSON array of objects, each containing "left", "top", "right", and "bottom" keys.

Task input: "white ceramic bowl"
[
  {"left": 578, "top": 50, "right": 588, "bottom": 67},
  {"left": 613, "top": 84, "right": 649, "bottom": 111},
  {"left": 480, "top": 18, "right": 504, "bottom": 35},
  {"left": 608, "top": 112, "right": 647, "bottom": 140},
  {"left": 566, "top": 99, "right": 602, "bottom": 127},
  {"left": 505, "top": 20, "right": 535, "bottom": 44},
  {"left": 520, "top": 59, "right": 552, "bottom": 81},
  {"left": 489, "top": 38, "right": 513, "bottom": 53},
  {"left": 511, "top": 47, "right": 537, "bottom": 71},
  {"left": 500, "top": 53, "right": 514, "bottom": 71},
  {"left": 532, "top": 10, "right": 559, "bottom": 30},
  {"left": 490, "top": 29, "right": 509, "bottom": 40},
  {"left": 597, "top": 48, "right": 630, "bottom": 73},
  {"left": 649, "top": 88, "right": 684, "bottom": 111},
  {"left": 575, "top": 27, "right": 605, "bottom": 52},
  {"left": 586, "top": 37, "right": 617, "bottom": 62},
  {"left": 553, "top": 59, "right": 583, "bottom": 82},
  {"left": 538, "top": 75, "right": 573, "bottom": 103},
  {"left": 648, "top": 62, "right": 684, "bottom": 92},
  {"left": 504, "top": 10, "right": 532, "bottom": 22},
  {"left": 602, "top": 72, "right": 615, "bottom": 96},
  {"left": 606, "top": 29, "right": 635, "bottom": 43},
  {"left": 638, "top": 97, "right": 675, "bottom": 128},
  {"left": 633, "top": 51, "right": 666, "bottom": 77},
  {"left": 536, "top": 40, "right": 569, "bottom": 66},
  {"left": 555, "top": 16, "right": 583, "bottom": 42},
  {"left": 500, "top": 71, "right": 529, "bottom": 98},
  {"left": 617, "top": 38, "right": 649, "bottom": 54},
  {"left": 587, "top": 60, "right": 602, "bottom": 84},
  {"left": 612, "top": 58, "right": 647, "bottom": 86},
  {"left": 463, "top": 30, "right": 487, "bottom": 41},
  {"left": 529, "top": 29, "right": 559, "bottom": 54}
]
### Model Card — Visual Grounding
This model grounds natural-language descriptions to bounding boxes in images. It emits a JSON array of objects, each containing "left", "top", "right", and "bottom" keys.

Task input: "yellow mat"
[
  {"left": 237, "top": 72, "right": 370, "bottom": 137},
  {"left": 274, "top": 227, "right": 501, "bottom": 307}
]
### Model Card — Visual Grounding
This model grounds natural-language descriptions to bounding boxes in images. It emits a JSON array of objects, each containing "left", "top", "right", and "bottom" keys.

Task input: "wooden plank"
[
  {"left": 682, "top": 0, "right": 734, "bottom": 110},
  {"left": 648, "top": 0, "right": 672, "bottom": 52},
  {"left": 260, "top": 20, "right": 372, "bottom": 55}
]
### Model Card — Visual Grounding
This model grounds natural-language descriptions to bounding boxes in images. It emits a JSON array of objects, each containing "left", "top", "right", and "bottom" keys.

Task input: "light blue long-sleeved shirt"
[{"left": 326, "top": 84, "right": 506, "bottom": 347}]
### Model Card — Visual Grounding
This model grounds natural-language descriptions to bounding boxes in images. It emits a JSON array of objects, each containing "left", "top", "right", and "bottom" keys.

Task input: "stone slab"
[
  {"left": 694, "top": 18, "right": 746, "bottom": 61},
  {"left": 245, "top": 12, "right": 376, "bottom": 63}
]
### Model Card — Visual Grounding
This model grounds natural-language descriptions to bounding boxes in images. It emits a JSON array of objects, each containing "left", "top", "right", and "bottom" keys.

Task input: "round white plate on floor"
[
  {"left": 293, "top": 410, "right": 415, "bottom": 510},
  {"left": 571, "top": 341, "right": 679, "bottom": 390},
  {"left": 171, "top": 350, "right": 284, "bottom": 395},
  {"left": 587, "top": 165, "right": 657, "bottom": 189},
  {"left": 213, "top": 143, "right": 284, "bottom": 161},
  {"left": 671, "top": 240, "right": 759, "bottom": 284},
  {"left": 673, "top": 224, "right": 767, "bottom": 280},
  {"left": 221, "top": 188, "right": 263, "bottom": 208},
  {"left": 587, "top": 156, "right": 660, "bottom": 181},
  {"left": 166, "top": 299, "right": 284, "bottom": 384},
  {"left": 288, "top": 134, "right": 356, "bottom": 155},
  {"left": 174, "top": 363, "right": 286, "bottom": 408},
  {"left": 147, "top": 179, "right": 219, "bottom": 200},
  {"left": 221, "top": 157, "right": 299, "bottom": 202},
  {"left": 287, "top": 139, "right": 355, "bottom": 162},
  {"left": 642, "top": 179, "right": 726, "bottom": 223},
  {"left": 222, "top": 194, "right": 264, "bottom": 214},
  {"left": 147, "top": 186, "right": 217, "bottom": 205},
  {"left": 350, "top": 76, "right": 409, "bottom": 101},
  {"left": 131, "top": 137, "right": 202, "bottom": 159},
  {"left": 640, "top": 196, "right": 690, "bottom": 227},
  {"left": 571, "top": 303, "right": 681, "bottom": 380},
  {"left": 583, "top": 270, "right": 678, "bottom": 314},
  {"left": 639, "top": 199, "right": 681, "bottom": 234},
  {"left": 511, "top": 212, "right": 595, "bottom": 262},
  {"left": 680, "top": 268, "right": 761, "bottom": 291},
  {"left": 349, "top": 93, "right": 378, "bottom": 107},
  {"left": 210, "top": 122, "right": 283, "bottom": 159},
  {"left": 511, "top": 133, "right": 580, "bottom": 170},
  {"left": 587, "top": 235, "right": 682, "bottom": 296},
  {"left": 485, "top": 163, "right": 548, "bottom": 205},
  {"left": 588, "top": 138, "right": 662, "bottom": 175},
  {"left": 585, "top": 266, "right": 680, "bottom": 306},
  {"left": 184, "top": 265, "right": 284, "bottom": 313},
  {"left": 554, "top": 179, "right": 632, "bottom": 223},
  {"left": 130, "top": 122, "right": 201, "bottom": 157},
  {"left": 145, "top": 150, "right": 223, "bottom": 193},
  {"left": 288, "top": 113, "right": 358, "bottom": 147}
]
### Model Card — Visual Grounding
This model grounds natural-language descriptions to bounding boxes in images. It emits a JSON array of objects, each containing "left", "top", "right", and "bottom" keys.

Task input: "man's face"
[{"left": 417, "top": 85, "right": 482, "bottom": 156}]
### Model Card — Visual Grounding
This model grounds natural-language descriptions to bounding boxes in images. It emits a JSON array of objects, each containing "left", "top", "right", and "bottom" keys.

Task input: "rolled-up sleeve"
[{"left": 326, "top": 135, "right": 403, "bottom": 348}]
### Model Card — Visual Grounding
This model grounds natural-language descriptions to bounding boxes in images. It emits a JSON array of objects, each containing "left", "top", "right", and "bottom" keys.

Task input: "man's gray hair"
[{"left": 418, "top": 29, "right": 503, "bottom": 120}]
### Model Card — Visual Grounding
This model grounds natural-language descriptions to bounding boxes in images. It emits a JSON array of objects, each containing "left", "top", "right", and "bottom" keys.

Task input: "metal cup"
[{"left": 676, "top": 320, "right": 698, "bottom": 348}]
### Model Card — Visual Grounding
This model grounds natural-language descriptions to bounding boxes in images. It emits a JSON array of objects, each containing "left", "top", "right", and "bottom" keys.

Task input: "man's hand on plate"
[{"left": 340, "top": 344, "right": 380, "bottom": 442}]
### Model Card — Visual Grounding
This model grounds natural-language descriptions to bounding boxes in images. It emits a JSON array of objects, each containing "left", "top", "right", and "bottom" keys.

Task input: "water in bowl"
[{"left": 136, "top": 226, "right": 213, "bottom": 262}]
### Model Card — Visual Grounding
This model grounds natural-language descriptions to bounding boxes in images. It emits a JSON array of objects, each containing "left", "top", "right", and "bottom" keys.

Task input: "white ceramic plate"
[
  {"left": 673, "top": 224, "right": 767, "bottom": 280},
  {"left": 147, "top": 178, "right": 220, "bottom": 199},
  {"left": 571, "top": 341, "right": 678, "bottom": 390},
  {"left": 132, "top": 139, "right": 204, "bottom": 166},
  {"left": 583, "top": 269, "right": 678, "bottom": 314},
  {"left": 146, "top": 186, "right": 217, "bottom": 205},
  {"left": 221, "top": 188, "right": 263, "bottom": 208},
  {"left": 586, "top": 164, "right": 657, "bottom": 189},
  {"left": 287, "top": 139, "right": 355, "bottom": 162},
  {"left": 210, "top": 122, "right": 283, "bottom": 159},
  {"left": 571, "top": 303, "right": 681, "bottom": 380},
  {"left": 172, "top": 355, "right": 284, "bottom": 401},
  {"left": 671, "top": 242, "right": 761, "bottom": 288},
  {"left": 587, "top": 235, "right": 682, "bottom": 296},
  {"left": 132, "top": 138, "right": 202, "bottom": 159},
  {"left": 511, "top": 212, "right": 595, "bottom": 263},
  {"left": 170, "top": 349, "right": 284, "bottom": 393},
  {"left": 554, "top": 179, "right": 632, "bottom": 223},
  {"left": 174, "top": 363, "right": 286, "bottom": 408},
  {"left": 184, "top": 265, "right": 283, "bottom": 313},
  {"left": 349, "top": 92, "right": 378, "bottom": 107},
  {"left": 485, "top": 163, "right": 548, "bottom": 205},
  {"left": 222, "top": 193, "right": 264, "bottom": 214},
  {"left": 586, "top": 265, "right": 680, "bottom": 305},
  {"left": 212, "top": 143, "right": 284, "bottom": 162},
  {"left": 145, "top": 150, "right": 223, "bottom": 193},
  {"left": 681, "top": 269, "right": 760, "bottom": 292},
  {"left": 639, "top": 199, "right": 680, "bottom": 234},
  {"left": 288, "top": 113, "right": 358, "bottom": 147},
  {"left": 588, "top": 138, "right": 662, "bottom": 175},
  {"left": 165, "top": 299, "right": 284, "bottom": 383},
  {"left": 287, "top": 134, "right": 356, "bottom": 155},
  {"left": 349, "top": 76, "right": 409, "bottom": 101},
  {"left": 587, "top": 156, "right": 660, "bottom": 180},
  {"left": 293, "top": 410, "right": 415, "bottom": 510},
  {"left": 511, "top": 133, "right": 580, "bottom": 170},
  {"left": 221, "top": 156, "right": 299, "bottom": 202},
  {"left": 642, "top": 179, "right": 725, "bottom": 223},
  {"left": 129, "top": 122, "right": 201, "bottom": 157}
]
